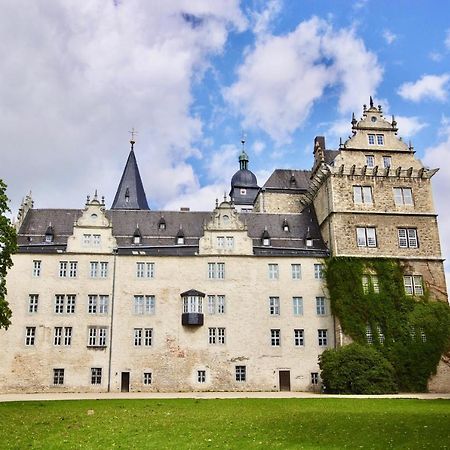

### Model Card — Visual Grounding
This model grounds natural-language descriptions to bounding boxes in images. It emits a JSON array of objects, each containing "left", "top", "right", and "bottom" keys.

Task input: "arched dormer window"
[
  {"left": 261, "top": 228, "right": 270, "bottom": 246},
  {"left": 282, "top": 218, "right": 289, "bottom": 232},
  {"left": 45, "top": 225, "right": 54, "bottom": 243},
  {"left": 305, "top": 228, "right": 313, "bottom": 247},
  {"left": 133, "top": 226, "right": 141, "bottom": 244},
  {"left": 176, "top": 228, "right": 185, "bottom": 245},
  {"left": 158, "top": 217, "right": 166, "bottom": 231}
]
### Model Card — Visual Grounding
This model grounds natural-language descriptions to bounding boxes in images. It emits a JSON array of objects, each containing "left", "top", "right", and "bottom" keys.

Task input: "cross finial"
[
  {"left": 129, "top": 128, "right": 138, "bottom": 150},
  {"left": 241, "top": 130, "right": 247, "bottom": 148},
  {"left": 369, "top": 96, "right": 374, "bottom": 108}
]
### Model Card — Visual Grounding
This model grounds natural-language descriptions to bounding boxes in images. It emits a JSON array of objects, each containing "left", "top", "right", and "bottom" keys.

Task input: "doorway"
[
  {"left": 279, "top": 370, "right": 291, "bottom": 391},
  {"left": 121, "top": 372, "right": 130, "bottom": 392}
]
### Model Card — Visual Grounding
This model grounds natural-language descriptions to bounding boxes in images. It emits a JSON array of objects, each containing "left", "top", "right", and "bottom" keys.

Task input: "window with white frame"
[
  {"left": 366, "top": 155, "right": 375, "bottom": 167},
  {"left": 32, "top": 260, "right": 41, "bottom": 277},
  {"left": 269, "top": 297, "right": 280, "bottom": 315},
  {"left": 398, "top": 228, "right": 418, "bottom": 248},
  {"left": 292, "top": 297, "right": 303, "bottom": 316},
  {"left": 55, "top": 295, "right": 65, "bottom": 314},
  {"left": 270, "top": 329, "right": 281, "bottom": 346},
  {"left": 91, "top": 367, "right": 102, "bottom": 384},
  {"left": 421, "top": 329, "right": 427, "bottom": 343},
  {"left": 316, "top": 297, "right": 326, "bottom": 315},
  {"left": 143, "top": 372, "right": 152, "bottom": 385},
  {"left": 377, "top": 325, "right": 385, "bottom": 344},
  {"left": 235, "top": 365, "right": 246, "bottom": 382},
  {"left": 376, "top": 134, "right": 384, "bottom": 145},
  {"left": 362, "top": 275, "right": 380, "bottom": 294},
  {"left": 318, "top": 329, "right": 328, "bottom": 347},
  {"left": 53, "top": 368, "right": 64, "bottom": 385},
  {"left": 66, "top": 295, "right": 76, "bottom": 314},
  {"left": 393, "top": 188, "right": 413, "bottom": 206},
  {"left": 226, "top": 237, "right": 234, "bottom": 248},
  {"left": 183, "top": 295, "right": 203, "bottom": 313},
  {"left": 207, "top": 295, "right": 225, "bottom": 314},
  {"left": 136, "top": 262, "right": 155, "bottom": 278},
  {"left": 25, "top": 326, "right": 36, "bottom": 346},
  {"left": 208, "top": 262, "right": 225, "bottom": 279},
  {"left": 403, "top": 275, "right": 424, "bottom": 296},
  {"left": 28, "top": 294, "right": 39, "bottom": 313},
  {"left": 133, "top": 295, "right": 156, "bottom": 315},
  {"left": 93, "top": 234, "right": 101, "bottom": 246},
  {"left": 87, "top": 326, "right": 107, "bottom": 347},
  {"left": 197, "top": 370, "right": 206, "bottom": 383},
  {"left": 366, "top": 325, "right": 373, "bottom": 344},
  {"left": 59, "top": 261, "right": 77, "bottom": 278},
  {"left": 55, "top": 294, "right": 76, "bottom": 314},
  {"left": 208, "top": 327, "right": 226, "bottom": 345},
  {"left": 294, "top": 329, "right": 304, "bottom": 347},
  {"left": 54, "top": 327, "right": 72, "bottom": 346},
  {"left": 311, "top": 372, "right": 319, "bottom": 385},
  {"left": 383, "top": 156, "right": 392, "bottom": 168},
  {"left": 134, "top": 328, "right": 153, "bottom": 346},
  {"left": 83, "top": 234, "right": 91, "bottom": 246},
  {"left": 368, "top": 134, "right": 375, "bottom": 145},
  {"left": 217, "top": 236, "right": 225, "bottom": 248},
  {"left": 88, "top": 295, "right": 109, "bottom": 314},
  {"left": 314, "top": 263, "right": 324, "bottom": 279},
  {"left": 291, "top": 264, "right": 301, "bottom": 280},
  {"left": 356, "top": 227, "right": 377, "bottom": 247},
  {"left": 59, "top": 261, "right": 67, "bottom": 277},
  {"left": 353, "top": 186, "right": 373, "bottom": 204},
  {"left": 90, "top": 262, "right": 108, "bottom": 278},
  {"left": 268, "top": 263, "right": 279, "bottom": 280}
]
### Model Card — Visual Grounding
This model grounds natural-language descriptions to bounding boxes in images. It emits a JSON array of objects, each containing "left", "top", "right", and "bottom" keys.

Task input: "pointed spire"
[
  {"left": 351, "top": 112, "right": 357, "bottom": 127},
  {"left": 369, "top": 96, "right": 374, "bottom": 108},
  {"left": 111, "top": 139, "right": 149, "bottom": 210}
]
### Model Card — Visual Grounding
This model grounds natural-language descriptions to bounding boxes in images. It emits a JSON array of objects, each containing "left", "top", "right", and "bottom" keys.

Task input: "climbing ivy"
[{"left": 324, "top": 257, "right": 450, "bottom": 392}]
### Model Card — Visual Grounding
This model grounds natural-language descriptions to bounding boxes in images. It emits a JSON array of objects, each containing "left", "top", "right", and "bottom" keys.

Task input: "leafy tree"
[
  {"left": 319, "top": 343, "right": 398, "bottom": 394},
  {"left": 0, "top": 180, "right": 17, "bottom": 329}
]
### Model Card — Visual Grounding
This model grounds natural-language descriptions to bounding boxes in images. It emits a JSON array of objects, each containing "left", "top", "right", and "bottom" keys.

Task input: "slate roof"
[
  {"left": 324, "top": 150, "right": 340, "bottom": 165},
  {"left": 262, "top": 169, "right": 311, "bottom": 191},
  {"left": 17, "top": 207, "right": 329, "bottom": 257}
]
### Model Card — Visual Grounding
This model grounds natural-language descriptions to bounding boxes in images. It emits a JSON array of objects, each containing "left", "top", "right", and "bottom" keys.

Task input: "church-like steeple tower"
[{"left": 111, "top": 136, "right": 150, "bottom": 210}]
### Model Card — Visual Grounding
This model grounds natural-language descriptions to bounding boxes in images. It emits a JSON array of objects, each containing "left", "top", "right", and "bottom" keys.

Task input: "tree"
[{"left": 0, "top": 180, "right": 17, "bottom": 329}]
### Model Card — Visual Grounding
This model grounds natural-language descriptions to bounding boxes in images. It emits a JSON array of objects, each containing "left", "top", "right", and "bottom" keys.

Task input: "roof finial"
[
  {"left": 215, "top": 198, "right": 219, "bottom": 208},
  {"left": 223, "top": 191, "right": 227, "bottom": 202},
  {"left": 241, "top": 130, "right": 246, "bottom": 149},
  {"left": 369, "top": 96, "right": 374, "bottom": 108},
  {"left": 94, "top": 189, "right": 98, "bottom": 200},
  {"left": 351, "top": 112, "right": 357, "bottom": 126},
  {"left": 129, "top": 127, "right": 138, "bottom": 151}
]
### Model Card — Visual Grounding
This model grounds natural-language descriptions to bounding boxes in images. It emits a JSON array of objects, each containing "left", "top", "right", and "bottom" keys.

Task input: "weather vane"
[{"left": 129, "top": 128, "right": 138, "bottom": 150}]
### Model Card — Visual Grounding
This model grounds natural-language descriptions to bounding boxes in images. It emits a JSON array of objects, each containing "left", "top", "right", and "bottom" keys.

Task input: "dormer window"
[
  {"left": 45, "top": 225, "right": 54, "bottom": 243},
  {"left": 125, "top": 187, "right": 130, "bottom": 203},
  {"left": 306, "top": 238, "right": 313, "bottom": 247},
  {"left": 176, "top": 228, "right": 185, "bottom": 245},
  {"left": 282, "top": 219, "right": 289, "bottom": 232},
  {"left": 133, "top": 227, "right": 141, "bottom": 245},
  {"left": 261, "top": 229, "right": 271, "bottom": 246},
  {"left": 158, "top": 217, "right": 166, "bottom": 231}
]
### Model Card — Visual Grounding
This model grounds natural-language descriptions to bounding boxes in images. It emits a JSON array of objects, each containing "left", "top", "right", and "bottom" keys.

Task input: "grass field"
[{"left": 0, "top": 398, "right": 449, "bottom": 449}]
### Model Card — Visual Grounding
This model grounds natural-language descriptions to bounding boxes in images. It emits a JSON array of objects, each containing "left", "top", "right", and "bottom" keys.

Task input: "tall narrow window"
[
  {"left": 368, "top": 135, "right": 375, "bottom": 145},
  {"left": 143, "top": 372, "right": 152, "bottom": 385},
  {"left": 235, "top": 366, "right": 246, "bottom": 382},
  {"left": 318, "top": 329, "right": 328, "bottom": 347},
  {"left": 268, "top": 264, "right": 279, "bottom": 279},
  {"left": 366, "top": 155, "right": 375, "bottom": 167},
  {"left": 291, "top": 264, "right": 301, "bottom": 279},
  {"left": 366, "top": 325, "right": 373, "bottom": 344},
  {"left": 55, "top": 295, "right": 65, "bottom": 314},
  {"left": 376, "top": 134, "right": 384, "bottom": 145},
  {"left": 53, "top": 368, "right": 65, "bottom": 385},
  {"left": 294, "top": 329, "right": 304, "bottom": 347},
  {"left": 316, "top": 297, "right": 326, "bottom": 315},
  {"left": 270, "top": 329, "right": 281, "bottom": 346},
  {"left": 32, "top": 260, "right": 41, "bottom": 277},
  {"left": 28, "top": 294, "right": 39, "bottom": 313},
  {"left": 66, "top": 295, "right": 76, "bottom": 314},
  {"left": 383, "top": 156, "right": 392, "bottom": 168},
  {"left": 54, "top": 327, "right": 62, "bottom": 346},
  {"left": 292, "top": 297, "right": 303, "bottom": 316},
  {"left": 269, "top": 297, "right": 280, "bottom": 315},
  {"left": 314, "top": 264, "right": 324, "bottom": 279},
  {"left": 197, "top": 370, "right": 206, "bottom": 383},
  {"left": 25, "top": 327, "right": 36, "bottom": 346}
]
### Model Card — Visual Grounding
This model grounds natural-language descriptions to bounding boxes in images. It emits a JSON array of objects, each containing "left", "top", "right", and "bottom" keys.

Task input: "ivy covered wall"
[{"left": 325, "top": 257, "right": 450, "bottom": 392}]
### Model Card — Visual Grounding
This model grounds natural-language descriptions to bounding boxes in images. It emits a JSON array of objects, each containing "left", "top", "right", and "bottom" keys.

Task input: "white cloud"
[
  {"left": 398, "top": 74, "right": 450, "bottom": 102},
  {"left": 429, "top": 51, "right": 443, "bottom": 62},
  {"left": 224, "top": 17, "right": 382, "bottom": 143},
  {"left": 327, "top": 119, "right": 352, "bottom": 138},
  {"left": 251, "top": 0, "right": 282, "bottom": 37},
  {"left": 395, "top": 116, "right": 428, "bottom": 138},
  {"left": 382, "top": 30, "right": 397, "bottom": 45},
  {"left": 252, "top": 140, "right": 266, "bottom": 155},
  {"left": 0, "top": 0, "right": 246, "bottom": 212}
]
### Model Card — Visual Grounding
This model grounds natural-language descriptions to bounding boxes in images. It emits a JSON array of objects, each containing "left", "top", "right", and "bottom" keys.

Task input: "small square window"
[
  {"left": 197, "top": 370, "right": 206, "bottom": 383},
  {"left": 143, "top": 372, "right": 152, "bottom": 385},
  {"left": 53, "top": 368, "right": 64, "bottom": 385},
  {"left": 91, "top": 367, "right": 102, "bottom": 385},
  {"left": 235, "top": 365, "right": 246, "bottom": 382}
]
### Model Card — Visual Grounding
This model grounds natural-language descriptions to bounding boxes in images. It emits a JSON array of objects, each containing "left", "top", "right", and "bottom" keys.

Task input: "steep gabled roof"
[
  {"left": 263, "top": 169, "right": 311, "bottom": 191},
  {"left": 111, "top": 149, "right": 149, "bottom": 210}
]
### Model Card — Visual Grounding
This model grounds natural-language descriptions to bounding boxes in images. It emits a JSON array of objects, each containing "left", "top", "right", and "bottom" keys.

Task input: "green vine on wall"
[{"left": 325, "top": 257, "right": 450, "bottom": 392}]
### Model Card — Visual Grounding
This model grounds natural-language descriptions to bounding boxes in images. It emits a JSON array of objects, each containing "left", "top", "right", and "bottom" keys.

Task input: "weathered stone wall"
[{"left": 253, "top": 192, "right": 308, "bottom": 214}]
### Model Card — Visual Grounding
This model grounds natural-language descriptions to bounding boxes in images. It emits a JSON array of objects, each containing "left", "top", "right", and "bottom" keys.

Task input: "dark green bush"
[{"left": 319, "top": 343, "right": 398, "bottom": 394}]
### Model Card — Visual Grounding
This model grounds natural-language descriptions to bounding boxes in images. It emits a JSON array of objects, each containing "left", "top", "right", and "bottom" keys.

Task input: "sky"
[{"left": 1, "top": 0, "right": 450, "bottom": 286}]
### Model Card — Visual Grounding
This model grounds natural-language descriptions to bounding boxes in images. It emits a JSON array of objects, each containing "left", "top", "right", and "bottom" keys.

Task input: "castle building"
[{"left": 1, "top": 101, "right": 448, "bottom": 393}]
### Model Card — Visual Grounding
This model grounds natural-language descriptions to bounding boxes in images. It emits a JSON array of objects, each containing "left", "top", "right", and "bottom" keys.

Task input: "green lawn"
[{"left": 0, "top": 398, "right": 449, "bottom": 449}]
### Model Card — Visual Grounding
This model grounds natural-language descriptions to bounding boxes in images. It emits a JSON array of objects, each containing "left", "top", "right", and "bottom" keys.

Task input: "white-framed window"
[
  {"left": 269, "top": 297, "right": 280, "bottom": 315},
  {"left": 183, "top": 295, "right": 203, "bottom": 313},
  {"left": 91, "top": 367, "right": 102, "bottom": 384},
  {"left": 133, "top": 295, "right": 156, "bottom": 315},
  {"left": 66, "top": 295, "right": 76, "bottom": 314},
  {"left": 143, "top": 372, "right": 152, "bottom": 385},
  {"left": 270, "top": 329, "right": 281, "bottom": 346},
  {"left": 136, "top": 262, "right": 155, "bottom": 279},
  {"left": 32, "top": 260, "right": 41, "bottom": 277},
  {"left": 226, "top": 237, "right": 234, "bottom": 248},
  {"left": 83, "top": 234, "right": 91, "bottom": 246},
  {"left": 59, "top": 261, "right": 67, "bottom": 277},
  {"left": 90, "top": 262, "right": 108, "bottom": 278},
  {"left": 240, "top": 188, "right": 247, "bottom": 195},
  {"left": 318, "top": 329, "right": 328, "bottom": 347},
  {"left": 55, "top": 295, "right": 65, "bottom": 314},
  {"left": 366, "top": 155, "right": 375, "bottom": 167},
  {"left": 368, "top": 134, "right": 375, "bottom": 145},
  {"left": 208, "top": 327, "right": 226, "bottom": 345},
  {"left": 59, "top": 261, "right": 77, "bottom": 278},
  {"left": 25, "top": 326, "right": 36, "bottom": 346},
  {"left": 28, "top": 294, "right": 39, "bottom": 313},
  {"left": 134, "top": 328, "right": 153, "bottom": 346},
  {"left": 235, "top": 365, "right": 246, "bottom": 382},
  {"left": 393, "top": 188, "right": 413, "bottom": 206},
  {"left": 217, "top": 236, "right": 225, "bottom": 248},
  {"left": 353, "top": 186, "right": 373, "bottom": 204},
  {"left": 268, "top": 264, "right": 279, "bottom": 279},
  {"left": 207, "top": 295, "right": 225, "bottom": 315},
  {"left": 421, "top": 329, "right": 427, "bottom": 343},
  {"left": 356, "top": 227, "right": 377, "bottom": 247},
  {"left": 54, "top": 327, "right": 72, "bottom": 346},
  {"left": 292, "top": 297, "right": 303, "bottom": 316},
  {"left": 403, "top": 275, "right": 424, "bottom": 296},
  {"left": 207, "top": 262, "right": 225, "bottom": 279},
  {"left": 362, "top": 275, "right": 380, "bottom": 294},
  {"left": 197, "top": 370, "right": 206, "bottom": 383},
  {"left": 88, "top": 295, "right": 109, "bottom": 314},
  {"left": 53, "top": 368, "right": 64, "bottom": 385},
  {"left": 291, "top": 264, "right": 301, "bottom": 280},
  {"left": 366, "top": 325, "right": 373, "bottom": 344},
  {"left": 294, "top": 329, "right": 304, "bottom": 347},
  {"left": 377, "top": 325, "right": 385, "bottom": 344},
  {"left": 87, "top": 326, "right": 107, "bottom": 347},
  {"left": 314, "top": 263, "right": 324, "bottom": 279},
  {"left": 383, "top": 156, "right": 392, "bottom": 168},
  {"left": 316, "top": 297, "right": 326, "bottom": 315},
  {"left": 311, "top": 372, "right": 319, "bottom": 385},
  {"left": 69, "top": 261, "right": 77, "bottom": 277},
  {"left": 93, "top": 235, "right": 101, "bottom": 246},
  {"left": 377, "top": 134, "right": 384, "bottom": 145},
  {"left": 398, "top": 228, "right": 418, "bottom": 248}
]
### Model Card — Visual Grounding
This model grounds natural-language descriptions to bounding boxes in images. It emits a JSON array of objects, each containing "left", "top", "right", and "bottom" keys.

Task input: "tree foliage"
[
  {"left": 324, "top": 257, "right": 450, "bottom": 392},
  {"left": 0, "top": 180, "right": 17, "bottom": 329}
]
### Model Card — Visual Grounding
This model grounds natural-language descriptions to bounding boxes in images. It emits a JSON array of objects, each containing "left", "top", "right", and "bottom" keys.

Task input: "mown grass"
[{"left": 0, "top": 398, "right": 449, "bottom": 449}]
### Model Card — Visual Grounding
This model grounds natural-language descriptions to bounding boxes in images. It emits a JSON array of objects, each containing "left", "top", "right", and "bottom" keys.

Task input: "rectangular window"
[
  {"left": 66, "top": 295, "right": 76, "bottom": 314},
  {"left": 93, "top": 235, "right": 101, "bottom": 246},
  {"left": 54, "top": 325, "right": 72, "bottom": 346},
  {"left": 90, "top": 262, "right": 98, "bottom": 278},
  {"left": 133, "top": 328, "right": 153, "bottom": 346},
  {"left": 362, "top": 275, "right": 379, "bottom": 294},
  {"left": 87, "top": 327, "right": 107, "bottom": 347},
  {"left": 55, "top": 295, "right": 65, "bottom": 314},
  {"left": 217, "top": 236, "right": 224, "bottom": 248},
  {"left": 314, "top": 264, "right": 324, "bottom": 279},
  {"left": 136, "top": 262, "right": 155, "bottom": 278},
  {"left": 69, "top": 262, "right": 77, "bottom": 278},
  {"left": 88, "top": 295, "right": 97, "bottom": 314},
  {"left": 356, "top": 227, "right": 377, "bottom": 247},
  {"left": 366, "top": 325, "right": 373, "bottom": 344},
  {"left": 54, "top": 327, "right": 62, "bottom": 346},
  {"left": 144, "top": 328, "right": 153, "bottom": 346},
  {"left": 100, "top": 262, "right": 108, "bottom": 278},
  {"left": 217, "top": 295, "right": 225, "bottom": 314},
  {"left": 393, "top": 187, "right": 413, "bottom": 206},
  {"left": 269, "top": 297, "right": 280, "bottom": 315},
  {"left": 366, "top": 155, "right": 375, "bottom": 167},
  {"left": 90, "top": 262, "right": 108, "bottom": 278},
  {"left": 398, "top": 228, "right": 418, "bottom": 248},
  {"left": 207, "top": 295, "right": 226, "bottom": 315},
  {"left": 318, "top": 329, "right": 328, "bottom": 347},
  {"left": 143, "top": 372, "right": 152, "bottom": 385},
  {"left": 64, "top": 327, "right": 72, "bottom": 346},
  {"left": 311, "top": 372, "right": 319, "bottom": 385},
  {"left": 32, "top": 260, "right": 41, "bottom": 277},
  {"left": 291, "top": 264, "right": 301, "bottom": 279},
  {"left": 377, "top": 325, "right": 385, "bottom": 344},
  {"left": 316, "top": 297, "right": 326, "bottom": 315},
  {"left": 88, "top": 295, "right": 108, "bottom": 314},
  {"left": 208, "top": 327, "right": 226, "bottom": 345},
  {"left": 294, "top": 329, "right": 304, "bottom": 347},
  {"left": 353, "top": 186, "right": 373, "bottom": 204},
  {"left": 59, "top": 261, "right": 77, "bottom": 278},
  {"left": 53, "top": 368, "right": 64, "bottom": 385},
  {"left": 383, "top": 156, "right": 392, "bottom": 168},
  {"left": 368, "top": 134, "right": 375, "bottom": 145},
  {"left": 83, "top": 234, "right": 91, "bottom": 246},
  {"left": 197, "top": 370, "right": 206, "bottom": 383},
  {"left": 404, "top": 275, "right": 424, "bottom": 296},
  {"left": 208, "top": 327, "right": 216, "bottom": 344},
  {"left": 133, "top": 295, "right": 155, "bottom": 314},
  {"left": 28, "top": 294, "right": 39, "bottom": 313},
  {"left": 235, "top": 365, "right": 246, "bottom": 382},
  {"left": 25, "top": 326, "right": 36, "bottom": 346},
  {"left": 271, "top": 329, "right": 281, "bottom": 346},
  {"left": 292, "top": 297, "right": 303, "bottom": 315},
  {"left": 376, "top": 134, "right": 384, "bottom": 145},
  {"left": 59, "top": 261, "right": 67, "bottom": 277},
  {"left": 208, "top": 263, "right": 225, "bottom": 279},
  {"left": 268, "top": 264, "right": 279, "bottom": 279},
  {"left": 91, "top": 367, "right": 102, "bottom": 384},
  {"left": 134, "top": 328, "right": 142, "bottom": 346},
  {"left": 226, "top": 237, "right": 234, "bottom": 248}
]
